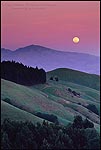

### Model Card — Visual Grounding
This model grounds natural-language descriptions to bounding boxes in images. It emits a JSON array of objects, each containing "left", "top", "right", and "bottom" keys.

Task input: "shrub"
[
  {"left": 68, "top": 88, "right": 72, "bottom": 92},
  {"left": 78, "top": 103, "right": 81, "bottom": 105},
  {"left": 50, "top": 77, "right": 53, "bottom": 80},
  {"left": 86, "top": 104, "right": 99, "bottom": 115},
  {"left": 83, "top": 118, "right": 94, "bottom": 129},
  {"left": 35, "top": 112, "right": 59, "bottom": 124},
  {"left": 2, "top": 98, "right": 11, "bottom": 105},
  {"left": 72, "top": 91, "right": 77, "bottom": 96},
  {"left": 72, "top": 115, "right": 83, "bottom": 129},
  {"left": 55, "top": 77, "right": 59, "bottom": 81}
]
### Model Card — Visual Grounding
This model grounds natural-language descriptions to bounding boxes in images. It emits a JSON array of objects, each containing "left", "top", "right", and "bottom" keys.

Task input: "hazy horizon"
[{"left": 1, "top": 44, "right": 100, "bottom": 57}]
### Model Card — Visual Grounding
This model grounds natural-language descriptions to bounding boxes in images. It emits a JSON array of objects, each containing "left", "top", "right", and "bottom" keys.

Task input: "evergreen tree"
[
  {"left": 1, "top": 117, "right": 100, "bottom": 150},
  {"left": 72, "top": 115, "right": 83, "bottom": 129},
  {"left": 1, "top": 61, "right": 46, "bottom": 85}
]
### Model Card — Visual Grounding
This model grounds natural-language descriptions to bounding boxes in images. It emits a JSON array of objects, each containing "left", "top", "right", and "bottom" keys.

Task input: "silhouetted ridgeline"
[{"left": 1, "top": 61, "right": 46, "bottom": 85}]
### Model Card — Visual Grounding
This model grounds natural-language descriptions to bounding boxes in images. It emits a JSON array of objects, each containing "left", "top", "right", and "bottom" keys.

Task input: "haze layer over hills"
[{"left": 1, "top": 45, "right": 100, "bottom": 75}]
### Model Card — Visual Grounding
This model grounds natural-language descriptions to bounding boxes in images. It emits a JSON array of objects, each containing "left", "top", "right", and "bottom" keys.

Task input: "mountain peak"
[
  {"left": 14, "top": 44, "right": 55, "bottom": 53},
  {"left": 1, "top": 45, "right": 100, "bottom": 75}
]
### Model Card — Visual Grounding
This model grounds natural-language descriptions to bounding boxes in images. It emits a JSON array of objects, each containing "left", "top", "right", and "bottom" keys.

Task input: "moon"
[{"left": 73, "top": 37, "right": 80, "bottom": 43}]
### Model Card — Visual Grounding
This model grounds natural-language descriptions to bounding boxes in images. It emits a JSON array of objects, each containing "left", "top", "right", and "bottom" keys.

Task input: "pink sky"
[{"left": 1, "top": 1, "right": 100, "bottom": 56}]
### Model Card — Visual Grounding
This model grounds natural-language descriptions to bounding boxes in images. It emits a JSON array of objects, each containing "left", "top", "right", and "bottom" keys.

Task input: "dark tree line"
[
  {"left": 86, "top": 104, "right": 99, "bottom": 116},
  {"left": 1, "top": 61, "right": 46, "bottom": 85},
  {"left": 1, "top": 116, "right": 100, "bottom": 149},
  {"left": 35, "top": 112, "right": 59, "bottom": 125}
]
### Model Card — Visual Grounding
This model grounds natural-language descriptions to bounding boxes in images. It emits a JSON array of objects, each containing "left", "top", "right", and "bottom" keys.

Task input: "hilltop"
[{"left": 47, "top": 68, "right": 100, "bottom": 90}]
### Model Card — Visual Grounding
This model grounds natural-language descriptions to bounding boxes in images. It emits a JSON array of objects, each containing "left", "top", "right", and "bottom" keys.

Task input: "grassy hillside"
[
  {"left": 1, "top": 79, "right": 75, "bottom": 125},
  {"left": 47, "top": 68, "right": 100, "bottom": 90},
  {"left": 1, "top": 68, "right": 100, "bottom": 133},
  {"left": 1, "top": 100, "right": 43, "bottom": 124}
]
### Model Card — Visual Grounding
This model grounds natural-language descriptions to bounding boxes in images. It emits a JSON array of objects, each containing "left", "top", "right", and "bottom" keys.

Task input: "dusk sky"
[{"left": 1, "top": 1, "right": 100, "bottom": 56}]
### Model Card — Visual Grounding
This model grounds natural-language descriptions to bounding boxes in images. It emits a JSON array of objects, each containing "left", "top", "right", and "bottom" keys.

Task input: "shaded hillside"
[
  {"left": 1, "top": 76, "right": 100, "bottom": 133},
  {"left": 47, "top": 68, "right": 100, "bottom": 91},
  {"left": 1, "top": 79, "right": 74, "bottom": 125},
  {"left": 1, "top": 61, "right": 46, "bottom": 85},
  {"left": 1, "top": 45, "right": 100, "bottom": 75}
]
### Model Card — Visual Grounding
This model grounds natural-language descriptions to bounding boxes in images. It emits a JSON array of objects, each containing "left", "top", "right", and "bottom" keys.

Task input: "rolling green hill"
[
  {"left": 1, "top": 68, "right": 100, "bottom": 133},
  {"left": 1, "top": 100, "right": 43, "bottom": 124},
  {"left": 47, "top": 68, "right": 100, "bottom": 90}
]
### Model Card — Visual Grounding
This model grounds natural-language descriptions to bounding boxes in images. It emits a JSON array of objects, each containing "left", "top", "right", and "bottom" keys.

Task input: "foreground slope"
[
  {"left": 1, "top": 100, "right": 43, "bottom": 124},
  {"left": 1, "top": 79, "right": 75, "bottom": 125}
]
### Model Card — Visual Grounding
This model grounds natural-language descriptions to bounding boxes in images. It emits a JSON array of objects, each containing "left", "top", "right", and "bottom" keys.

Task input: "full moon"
[{"left": 73, "top": 37, "right": 80, "bottom": 43}]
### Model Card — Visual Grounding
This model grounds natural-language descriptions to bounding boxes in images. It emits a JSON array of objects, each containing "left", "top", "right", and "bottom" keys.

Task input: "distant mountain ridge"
[{"left": 1, "top": 45, "right": 100, "bottom": 75}]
